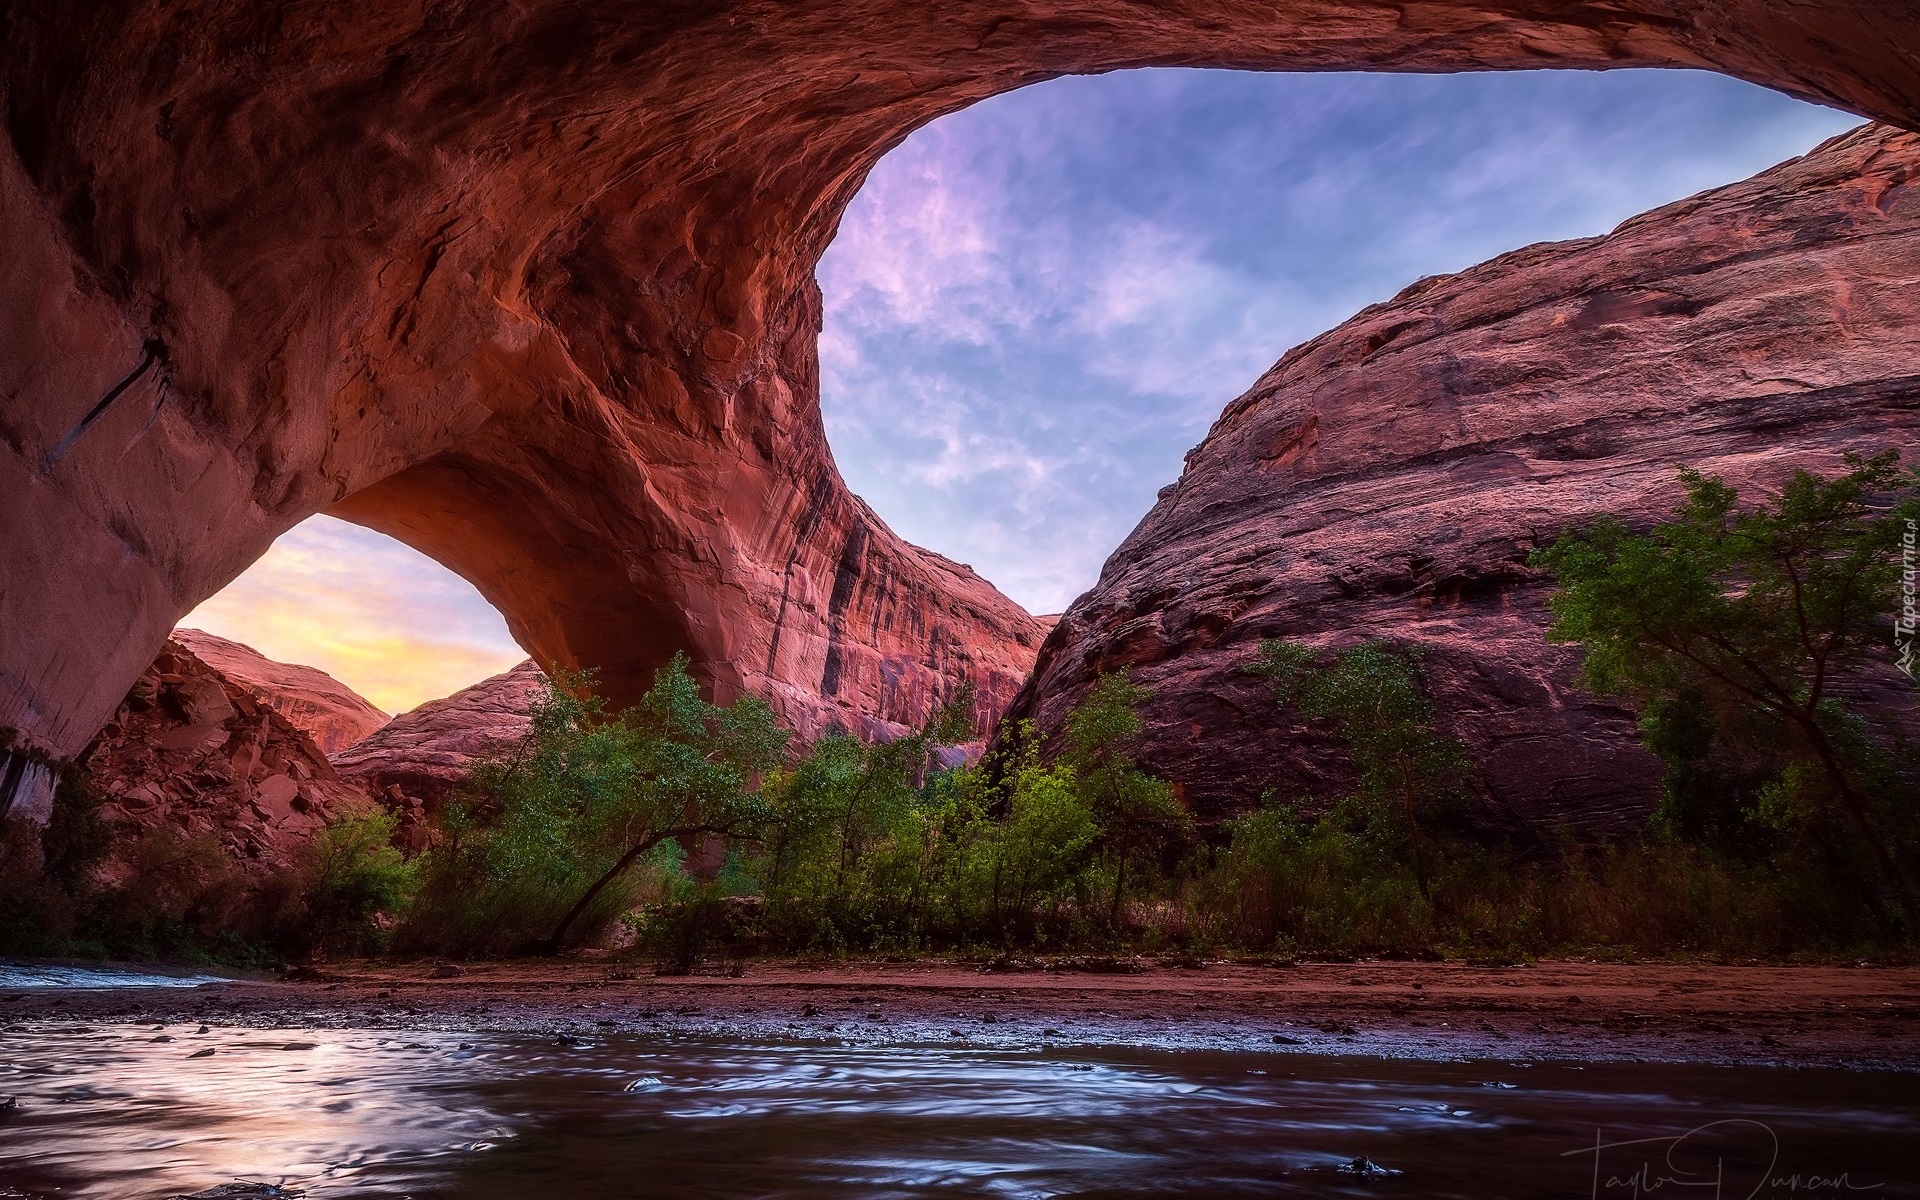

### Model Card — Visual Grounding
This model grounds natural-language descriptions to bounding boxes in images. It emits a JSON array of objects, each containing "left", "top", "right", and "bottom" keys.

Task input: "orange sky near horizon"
[{"left": 180, "top": 515, "right": 528, "bottom": 716}]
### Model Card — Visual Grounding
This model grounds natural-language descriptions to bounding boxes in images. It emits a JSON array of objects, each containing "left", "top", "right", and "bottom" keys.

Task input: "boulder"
[{"left": 78, "top": 639, "right": 370, "bottom": 873}]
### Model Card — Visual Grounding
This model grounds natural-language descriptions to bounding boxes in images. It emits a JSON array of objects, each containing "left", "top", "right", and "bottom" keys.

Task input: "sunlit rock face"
[
  {"left": 1011, "top": 125, "right": 1920, "bottom": 833},
  {"left": 2, "top": 1, "right": 1918, "bottom": 776},
  {"left": 78, "top": 639, "right": 369, "bottom": 871},
  {"left": 332, "top": 661, "right": 547, "bottom": 806},
  {"left": 170, "top": 629, "right": 389, "bottom": 756}
]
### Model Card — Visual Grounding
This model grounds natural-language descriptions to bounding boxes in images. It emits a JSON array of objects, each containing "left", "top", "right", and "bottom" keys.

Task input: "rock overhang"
[{"left": 1, "top": 0, "right": 1916, "bottom": 788}]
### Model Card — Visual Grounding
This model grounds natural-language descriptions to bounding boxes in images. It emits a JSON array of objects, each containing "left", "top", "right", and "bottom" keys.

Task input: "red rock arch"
[{"left": 2, "top": 1, "right": 1915, "bottom": 781}]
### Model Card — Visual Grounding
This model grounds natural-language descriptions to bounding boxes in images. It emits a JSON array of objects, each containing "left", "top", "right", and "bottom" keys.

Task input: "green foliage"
[
  {"left": 1196, "top": 790, "right": 1908, "bottom": 961},
  {"left": 1, "top": 765, "right": 281, "bottom": 965},
  {"left": 1533, "top": 452, "right": 1920, "bottom": 922},
  {"left": 1253, "top": 639, "right": 1470, "bottom": 900},
  {"left": 399, "top": 656, "right": 789, "bottom": 956},
  {"left": 289, "top": 804, "right": 417, "bottom": 959},
  {"left": 993, "top": 750, "right": 1098, "bottom": 922},
  {"left": 1062, "top": 674, "right": 1191, "bottom": 926},
  {"left": 705, "top": 678, "right": 1182, "bottom": 957},
  {"left": 1203, "top": 796, "right": 1436, "bottom": 954}
]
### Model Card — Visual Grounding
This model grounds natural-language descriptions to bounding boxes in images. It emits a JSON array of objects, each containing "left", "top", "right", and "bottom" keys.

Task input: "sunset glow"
[{"left": 181, "top": 515, "right": 526, "bottom": 715}]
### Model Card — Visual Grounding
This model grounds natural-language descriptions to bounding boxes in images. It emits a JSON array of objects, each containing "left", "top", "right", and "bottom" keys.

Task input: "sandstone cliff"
[
  {"left": 170, "top": 629, "right": 389, "bottom": 755},
  {"left": 1011, "top": 124, "right": 1920, "bottom": 834},
  {"left": 77, "top": 639, "right": 370, "bottom": 873},
  {"left": 331, "top": 661, "right": 546, "bottom": 805}
]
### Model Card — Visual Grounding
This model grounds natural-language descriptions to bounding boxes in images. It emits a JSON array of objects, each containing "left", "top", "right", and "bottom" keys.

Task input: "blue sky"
[
  {"left": 816, "top": 67, "right": 1861, "bottom": 614},
  {"left": 187, "top": 68, "right": 1862, "bottom": 709}
]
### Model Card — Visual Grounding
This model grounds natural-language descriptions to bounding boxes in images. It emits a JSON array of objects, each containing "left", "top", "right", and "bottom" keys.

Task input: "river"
[{"left": 2, "top": 1015, "right": 1915, "bottom": 1198}]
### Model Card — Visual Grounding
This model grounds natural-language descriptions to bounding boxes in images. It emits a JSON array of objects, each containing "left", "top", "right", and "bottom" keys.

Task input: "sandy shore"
[{"left": 7, "top": 957, "right": 1918, "bottom": 1070}]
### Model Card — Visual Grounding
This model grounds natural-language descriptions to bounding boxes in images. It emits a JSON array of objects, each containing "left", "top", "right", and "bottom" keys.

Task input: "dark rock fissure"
[{"left": 37, "top": 338, "right": 161, "bottom": 471}]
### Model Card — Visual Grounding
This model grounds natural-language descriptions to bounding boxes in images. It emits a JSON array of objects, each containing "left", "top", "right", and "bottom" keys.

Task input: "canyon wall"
[
  {"left": 170, "top": 629, "right": 389, "bottom": 755},
  {"left": 1011, "top": 124, "right": 1920, "bottom": 833},
  {"left": 75, "top": 638, "right": 369, "bottom": 874},
  {"left": 4, "top": 0, "right": 1919, "bottom": 800}
]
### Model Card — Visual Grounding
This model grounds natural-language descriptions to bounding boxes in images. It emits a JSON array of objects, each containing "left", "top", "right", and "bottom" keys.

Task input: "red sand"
[{"left": 10, "top": 958, "right": 1917, "bottom": 1070}]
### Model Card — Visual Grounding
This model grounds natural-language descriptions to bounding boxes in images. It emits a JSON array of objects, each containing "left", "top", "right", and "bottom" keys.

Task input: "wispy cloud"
[
  {"left": 819, "top": 68, "right": 1861, "bottom": 613},
  {"left": 181, "top": 515, "right": 526, "bottom": 714}
]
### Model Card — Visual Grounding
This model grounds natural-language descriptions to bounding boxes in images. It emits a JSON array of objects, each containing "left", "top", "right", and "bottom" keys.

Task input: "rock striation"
[
  {"left": 331, "top": 661, "right": 547, "bottom": 806},
  {"left": 77, "top": 638, "right": 370, "bottom": 872},
  {"left": 1012, "top": 124, "right": 1920, "bottom": 834},
  {"left": 3, "top": 1, "right": 1919, "bottom": 786},
  {"left": 170, "top": 629, "right": 389, "bottom": 755}
]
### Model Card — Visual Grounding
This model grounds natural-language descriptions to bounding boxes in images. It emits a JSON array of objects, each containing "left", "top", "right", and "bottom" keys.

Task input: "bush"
[
  {"left": 1532, "top": 452, "right": 1920, "bottom": 927},
  {"left": 397, "top": 657, "right": 787, "bottom": 957},
  {"left": 286, "top": 804, "right": 417, "bottom": 959}
]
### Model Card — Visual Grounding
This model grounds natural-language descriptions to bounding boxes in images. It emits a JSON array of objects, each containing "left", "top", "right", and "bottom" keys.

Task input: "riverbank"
[{"left": 7, "top": 957, "right": 1917, "bottom": 1071}]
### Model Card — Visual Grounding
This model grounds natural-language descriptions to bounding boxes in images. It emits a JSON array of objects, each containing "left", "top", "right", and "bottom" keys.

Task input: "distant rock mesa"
[
  {"left": 331, "top": 661, "right": 546, "bottom": 806},
  {"left": 170, "top": 629, "right": 390, "bottom": 755}
]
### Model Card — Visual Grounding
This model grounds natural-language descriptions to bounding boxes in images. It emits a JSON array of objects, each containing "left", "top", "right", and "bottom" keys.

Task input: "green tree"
[
  {"left": 1061, "top": 674, "right": 1191, "bottom": 927},
  {"left": 746, "top": 686, "right": 978, "bottom": 953},
  {"left": 967, "top": 722, "right": 1098, "bottom": 939},
  {"left": 408, "top": 657, "right": 789, "bottom": 955},
  {"left": 1252, "top": 639, "right": 1470, "bottom": 903},
  {"left": 534, "top": 656, "right": 790, "bottom": 951},
  {"left": 293, "top": 803, "right": 417, "bottom": 958},
  {"left": 1532, "top": 452, "right": 1920, "bottom": 921}
]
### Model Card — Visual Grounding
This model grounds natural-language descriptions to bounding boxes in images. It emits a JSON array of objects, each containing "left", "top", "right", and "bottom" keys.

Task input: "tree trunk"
[
  {"left": 1797, "top": 715, "right": 1920, "bottom": 926},
  {"left": 531, "top": 834, "right": 665, "bottom": 954},
  {"left": 1395, "top": 763, "right": 1434, "bottom": 906}
]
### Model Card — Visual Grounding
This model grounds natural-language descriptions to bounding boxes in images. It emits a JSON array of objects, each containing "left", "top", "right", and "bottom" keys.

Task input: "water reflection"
[
  {"left": 0, "top": 1024, "right": 1914, "bottom": 1198},
  {"left": 0, "top": 963, "right": 235, "bottom": 990}
]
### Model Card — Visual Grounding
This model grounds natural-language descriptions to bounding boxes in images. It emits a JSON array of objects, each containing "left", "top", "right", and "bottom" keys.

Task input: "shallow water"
[
  {"left": 0, "top": 963, "right": 236, "bottom": 990},
  {"left": 1, "top": 1022, "right": 1914, "bottom": 1199}
]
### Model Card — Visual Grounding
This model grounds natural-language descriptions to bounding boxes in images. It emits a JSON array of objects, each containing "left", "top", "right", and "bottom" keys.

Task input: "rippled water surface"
[
  {"left": 0, "top": 963, "right": 236, "bottom": 990},
  {"left": 2, "top": 1022, "right": 1915, "bottom": 1198}
]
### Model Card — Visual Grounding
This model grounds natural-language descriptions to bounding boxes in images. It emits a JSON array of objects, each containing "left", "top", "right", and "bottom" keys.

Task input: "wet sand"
[{"left": 7, "top": 957, "right": 1917, "bottom": 1070}]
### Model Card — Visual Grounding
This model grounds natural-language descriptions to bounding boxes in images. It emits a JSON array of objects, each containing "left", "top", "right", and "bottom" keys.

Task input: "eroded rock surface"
[
  {"left": 1012, "top": 125, "right": 1920, "bottom": 834},
  {"left": 3, "top": 1, "right": 1918, "bottom": 776},
  {"left": 78, "top": 639, "right": 370, "bottom": 873},
  {"left": 170, "top": 629, "right": 389, "bottom": 755},
  {"left": 331, "top": 661, "right": 547, "bottom": 806}
]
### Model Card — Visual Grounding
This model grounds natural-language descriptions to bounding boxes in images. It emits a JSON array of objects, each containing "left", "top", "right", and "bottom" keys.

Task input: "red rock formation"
[
  {"left": 1010, "top": 125, "right": 1920, "bottom": 833},
  {"left": 78, "top": 638, "right": 370, "bottom": 873},
  {"left": 2, "top": 1, "right": 1918, "bottom": 792},
  {"left": 170, "top": 629, "right": 389, "bottom": 755},
  {"left": 332, "top": 661, "right": 547, "bottom": 805}
]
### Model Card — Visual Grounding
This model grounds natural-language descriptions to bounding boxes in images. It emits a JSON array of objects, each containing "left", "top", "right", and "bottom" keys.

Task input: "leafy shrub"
[
  {"left": 286, "top": 804, "right": 417, "bottom": 959},
  {"left": 397, "top": 656, "right": 787, "bottom": 956},
  {"left": 1533, "top": 452, "right": 1920, "bottom": 926}
]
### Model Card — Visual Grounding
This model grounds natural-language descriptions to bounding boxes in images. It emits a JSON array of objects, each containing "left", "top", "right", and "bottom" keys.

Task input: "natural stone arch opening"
[
  {"left": 3, "top": 0, "right": 1917, "bottom": 792},
  {"left": 180, "top": 511, "right": 525, "bottom": 720},
  {"left": 326, "top": 458, "right": 707, "bottom": 716}
]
